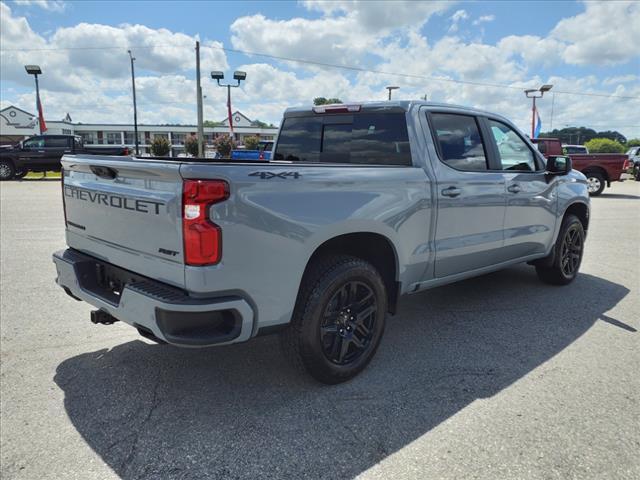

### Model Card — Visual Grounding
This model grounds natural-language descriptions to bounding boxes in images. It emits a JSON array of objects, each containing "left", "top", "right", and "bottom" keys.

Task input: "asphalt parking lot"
[{"left": 1, "top": 179, "right": 639, "bottom": 480}]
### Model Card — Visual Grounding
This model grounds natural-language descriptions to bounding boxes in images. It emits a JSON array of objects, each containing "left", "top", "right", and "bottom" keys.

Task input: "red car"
[{"left": 532, "top": 138, "right": 627, "bottom": 196}]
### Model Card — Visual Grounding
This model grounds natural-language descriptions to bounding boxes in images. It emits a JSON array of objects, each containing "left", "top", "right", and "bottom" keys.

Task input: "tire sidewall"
[
  {"left": 554, "top": 216, "right": 585, "bottom": 282},
  {"left": 299, "top": 262, "right": 387, "bottom": 382},
  {"left": 0, "top": 160, "right": 16, "bottom": 181}
]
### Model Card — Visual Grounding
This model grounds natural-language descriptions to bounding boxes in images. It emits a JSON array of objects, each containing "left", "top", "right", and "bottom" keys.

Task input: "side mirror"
[{"left": 546, "top": 155, "right": 572, "bottom": 176}]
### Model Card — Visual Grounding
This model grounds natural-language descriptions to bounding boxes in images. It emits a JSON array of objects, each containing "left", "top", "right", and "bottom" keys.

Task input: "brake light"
[
  {"left": 623, "top": 158, "right": 630, "bottom": 170},
  {"left": 312, "top": 104, "right": 361, "bottom": 114},
  {"left": 182, "top": 179, "right": 229, "bottom": 266},
  {"left": 123, "top": 146, "right": 129, "bottom": 156}
]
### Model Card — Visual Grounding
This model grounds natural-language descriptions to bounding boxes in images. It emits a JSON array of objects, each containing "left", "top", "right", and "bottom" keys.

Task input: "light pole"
[
  {"left": 211, "top": 71, "right": 246, "bottom": 138},
  {"left": 524, "top": 84, "right": 553, "bottom": 139},
  {"left": 128, "top": 50, "right": 139, "bottom": 155},
  {"left": 24, "top": 65, "right": 43, "bottom": 134},
  {"left": 386, "top": 86, "right": 399, "bottom": 100}
]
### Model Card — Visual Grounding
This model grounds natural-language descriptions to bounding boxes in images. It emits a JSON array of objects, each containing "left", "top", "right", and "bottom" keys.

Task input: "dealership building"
[{"left": 0, "top": 105, "right": 279, "bottom": 156}]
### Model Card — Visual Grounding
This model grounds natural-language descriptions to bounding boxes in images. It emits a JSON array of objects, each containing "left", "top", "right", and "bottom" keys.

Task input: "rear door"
[
  {"left": 62, "top": 157, "right": 186, "bottom": 287},
  {"left": 484, "top": 118, "right": 557, "bottom": 259},
  {"left": 426, "top": 111, "right": 507, "bottom": 278},
  {"left": 43, "top": 136, "right": 71, "bottom": 168}
]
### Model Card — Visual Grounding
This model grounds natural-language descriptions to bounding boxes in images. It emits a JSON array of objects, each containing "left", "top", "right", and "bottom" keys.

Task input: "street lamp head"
[
  {"left": 24, "top": 65, "right": 42, "bottom": 75},
  {"left": 524, "top": 88, "right": 537, "bottom": 94},
  {"left": 211, "top": 71, "right": 224, "bottom": 81},
  {"left": 386, "top": 86, "right": 399, "bottom": 90},
  {"left": 233, "top": 71, "right": 247, "bottom": 81},
  {"left": 540, "top": 84, "right": 553, "bottom": 92}
]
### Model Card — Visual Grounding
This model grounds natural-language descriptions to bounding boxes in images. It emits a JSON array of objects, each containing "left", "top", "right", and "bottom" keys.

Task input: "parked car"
[
  {"left": 562, "top": 144, "right": 589, "bottom": 154},
  {"left": 0, "top": 134, "right": 130, "bottom": 180},
  {"left": 231, "top": 140, "right": 274, "bottom": 160},
  {"left": 626, "top": 146, "right": 640, "bottom": 181},
  {"left": 533, "top": 137, "right": 627, "bottom": 195},
  {"left": 53, "top": 101, "right": 589, "bottom": 384}
]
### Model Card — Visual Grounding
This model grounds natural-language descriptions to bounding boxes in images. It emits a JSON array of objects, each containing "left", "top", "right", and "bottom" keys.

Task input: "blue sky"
[{"left": 1, "top": 0, "right": 638, "bottom": 138}]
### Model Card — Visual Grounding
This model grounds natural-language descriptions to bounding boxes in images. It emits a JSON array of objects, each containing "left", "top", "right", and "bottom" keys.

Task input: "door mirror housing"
[{"left": 546, "top": 155, "right": 572, "bottom": 176}]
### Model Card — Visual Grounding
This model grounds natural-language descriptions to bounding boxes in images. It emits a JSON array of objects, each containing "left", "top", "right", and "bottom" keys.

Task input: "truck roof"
[{"left": 283, "top": 100, "right": 511, "bottom": 123}]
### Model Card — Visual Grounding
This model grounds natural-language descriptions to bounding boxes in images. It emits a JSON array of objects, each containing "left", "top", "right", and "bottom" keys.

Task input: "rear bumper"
[{"left": 52, "top": 249, "right": 254, "bottom": 347}]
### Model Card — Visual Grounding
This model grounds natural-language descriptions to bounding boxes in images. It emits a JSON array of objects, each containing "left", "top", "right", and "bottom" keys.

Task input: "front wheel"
[
  {"left": 281, "top": 255, "right": 387, "bottom": 384},
  {"left": 13, "top": 169, "right": 28, "bottom": 180},
  {"left": 0, "top": 160, "right": 15, "bottom": 181},
  {"left": 536, "top": 214, "right": 585, "bottom": 285},
  {"left": 585, "top": 171, "right": 605, "bottom": 196}
]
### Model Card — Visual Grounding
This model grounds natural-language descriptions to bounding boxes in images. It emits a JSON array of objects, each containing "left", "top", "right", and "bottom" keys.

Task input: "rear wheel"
[
  {"left": 13, "top": 169, "right": 27, "bottom": 180},
  {"left": 281, "top": 255, "right": 387, "bottom": 384},
  {"left": 584, "top": 171, "right": 605, "bottom": 196},
  {"left": 536, "top": 214, "right": 585, "bottom": 285},
  {"left": 0, "top": 160, "right": 15, "bottom": 181}
]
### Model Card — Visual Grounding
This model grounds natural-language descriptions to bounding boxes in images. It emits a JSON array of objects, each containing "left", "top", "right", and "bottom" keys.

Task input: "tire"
[
  {"left": 13, "top": 169, "right": 28, "bottom": 180},
  {"left": 0, "top": 160, "right": 15, "bottom": 181},
  {"left": 584, "top": 171, "right": 605, "bottom": 196},
  {"left": 535, "top": 214, "right": 585, "bottom": 285},
  {"left": 281, "top": 255, "right": 387, "bottom": 384}
]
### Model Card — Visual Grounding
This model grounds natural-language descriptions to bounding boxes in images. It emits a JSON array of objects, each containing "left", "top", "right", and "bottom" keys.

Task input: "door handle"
[
  {"left": 507, "top": 184, "right": 521, "bottom": 193},
  {"left": 441, "top": 186, "right": 461, "bottom": 197}
]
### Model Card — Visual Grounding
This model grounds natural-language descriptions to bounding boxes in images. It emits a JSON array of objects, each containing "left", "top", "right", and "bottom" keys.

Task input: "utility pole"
[
  {"left": 195, "top": 41, "right": 204, "bottom": 157},
  {"left": 386, "top": 86, "right": 399, "bottom": 100},
  {"left": 524, "top": 84, "right": 553, "bottom": 139},
  {"left": 549, "top": 93, "right": 555, "bottom": 131},
  {"left": 128, "top": 50, "right": 139, "bottom": 155}
]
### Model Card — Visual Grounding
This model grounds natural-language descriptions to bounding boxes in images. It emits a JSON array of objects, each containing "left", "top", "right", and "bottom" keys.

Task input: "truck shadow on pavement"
[{"left": 54, "top": 266, "right": 630, "bottom": 480}]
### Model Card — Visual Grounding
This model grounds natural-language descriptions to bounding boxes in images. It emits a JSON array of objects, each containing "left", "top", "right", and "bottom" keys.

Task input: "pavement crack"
[{"left": 119, "top": 376, "right": 163, "bottom": 477}]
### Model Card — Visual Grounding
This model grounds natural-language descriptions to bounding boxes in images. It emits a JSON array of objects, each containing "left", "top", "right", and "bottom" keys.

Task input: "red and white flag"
[{"left": 37, "top": 92, "right": 47, "bottom": 133}]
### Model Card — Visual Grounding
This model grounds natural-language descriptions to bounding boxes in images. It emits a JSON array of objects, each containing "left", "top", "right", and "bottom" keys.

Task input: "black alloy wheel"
[
  {"left": 320, "top": 280, "right": 377, "bottom": 365},
  {"left": 560, "top": 224, "right": 583, "bottom": 277}
]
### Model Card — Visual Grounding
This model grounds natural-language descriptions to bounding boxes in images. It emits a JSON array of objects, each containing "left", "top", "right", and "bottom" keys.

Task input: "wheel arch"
[
  {"left": 563, "top": 201, "right": 589, "bottom": 235},
  {"left": 299, "top": 232, "right": 401, "bottom": 315},
  {"left": 581, "top": 165, "right": 609, "bottom": 184}
]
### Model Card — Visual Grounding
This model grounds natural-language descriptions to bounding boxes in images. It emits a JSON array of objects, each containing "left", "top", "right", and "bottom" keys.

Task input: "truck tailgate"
[{"left": 62, "top": 155, "right": 186, "bottom": 288}]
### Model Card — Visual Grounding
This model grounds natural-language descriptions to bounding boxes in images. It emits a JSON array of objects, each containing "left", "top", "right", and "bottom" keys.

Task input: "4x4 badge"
[{"left": 249, "top": 171, "right": 300, "bottom": 180}]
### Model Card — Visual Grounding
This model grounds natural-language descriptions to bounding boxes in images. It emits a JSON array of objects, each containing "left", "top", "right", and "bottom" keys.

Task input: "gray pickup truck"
[{"left": 53, "top": 101, "right": 590, "bottom": 384}]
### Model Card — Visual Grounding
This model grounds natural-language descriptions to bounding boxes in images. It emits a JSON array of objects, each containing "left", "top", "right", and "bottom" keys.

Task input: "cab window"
[
  {"left": 23, "top": 137, "right": 44, "bottom": 149},
  {"left": 430, "top": 113, "right": 488, "bottom": 171},
  {"left": 45, "top": 137, "right": 70, "bottom": 148},
  {"left": 488, "top": 120, "right": 538, "bottom": 172}
]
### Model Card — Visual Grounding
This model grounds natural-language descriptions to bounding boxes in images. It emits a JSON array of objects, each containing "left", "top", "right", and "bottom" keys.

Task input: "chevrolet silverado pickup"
[
  {"left": 53, "top": 101, "right": 590, "bottom": 384},
  {"left": 0, "top": 134, "right": 129, "bottom": 180},
  {"left": 533, "top": 137, "right": 627, "bottom": 195}
]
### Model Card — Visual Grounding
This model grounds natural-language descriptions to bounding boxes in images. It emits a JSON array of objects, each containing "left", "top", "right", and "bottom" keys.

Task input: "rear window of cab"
[{"left": 273, "top": 112, "right": 412, "bottom": 166}]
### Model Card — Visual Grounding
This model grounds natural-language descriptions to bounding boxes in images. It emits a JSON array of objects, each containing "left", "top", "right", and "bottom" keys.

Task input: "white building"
[{"left": 0, "top": 105, "right": 279, "bottom": 156}]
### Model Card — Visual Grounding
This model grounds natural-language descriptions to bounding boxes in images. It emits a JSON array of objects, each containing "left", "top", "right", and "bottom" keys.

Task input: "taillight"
[
  {"left": 182, "top": 179, "right": 229, "bottom": 266},
  {"left": 259, "top": 151, "right": 265, "bottom": 160},
  {"left": 623, "top": 158, "right": 630, "bottom": 170},
  {"left": 123, "top": 146, "right": 129, "bottom": 156}
]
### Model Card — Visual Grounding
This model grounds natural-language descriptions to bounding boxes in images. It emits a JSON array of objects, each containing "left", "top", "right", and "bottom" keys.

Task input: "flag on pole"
[
  {"left": 227, "top": 87, "right": 234, "bottom": 135},
  {"left": 533, "top": 107, "right": 541, "bottom": 139},
  {"left": 37, "top": 92, "right": 47, "bottom": 133}
]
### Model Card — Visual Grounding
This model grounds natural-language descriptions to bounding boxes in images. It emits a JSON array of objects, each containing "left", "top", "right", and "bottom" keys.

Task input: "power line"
[{"left": 2, "top": 43, "right": 638, "bottom": 100}]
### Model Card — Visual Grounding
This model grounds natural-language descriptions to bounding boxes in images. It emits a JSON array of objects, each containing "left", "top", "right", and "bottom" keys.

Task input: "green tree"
[
  {"left": 150, "top": 136, "right": 171, "bottom": 156},
  {"left": 243, "top": 135, "right": 260, "bottom": 150},
  {"left": 213, "top": 135, "right": 235, "bottom": 158},
  {"left": 251, "top": 119, "right": 270, "bottom": 128},
  {"left": 184, "top": 135, "right": 199, "bottom": 156},
  {"left": 203, "top": 120, "right": 223, "bottom": 127},
  {"left": 626, "top": 138, "right": 640, "bottom": 147},
  {"left": 313, "top": 97, "right": 343, "bottom": 105},
  {"left": 584, "top": 138, "right": 625, "bottom": 153}
]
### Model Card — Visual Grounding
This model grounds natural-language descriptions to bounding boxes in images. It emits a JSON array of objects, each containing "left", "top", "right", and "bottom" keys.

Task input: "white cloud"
[
  {"left": 13, "top": 0, "right": 65, "bottom": 12},
  {"left": 231, "top": 1, "right": 451, "bottom": 65},
  {"left": 473, "top": 15, "right": 495, "bottom": 25},
  {"left": 602, "top": 74, "right": 639, "bottom": 86},
  {"left": 448, "top": 9, "right": 469, "bottom": 33},
  {"left": 551, "top": 1, "right": 640, "bottom": 66}
]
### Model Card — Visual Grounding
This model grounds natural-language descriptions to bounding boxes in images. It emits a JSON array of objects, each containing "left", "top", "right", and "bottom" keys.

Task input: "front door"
[
  {"left": 19, "top": 136, "right": 47, "bottom": 171},
  {"left": 484, "top": 118, "right": 557, "bottom": 259},
  {"left": 427, "top": 112, "right": 507, "bottom": 278},
  {"left": 43, "top": 136, "right": 72, "bottom": 169}
]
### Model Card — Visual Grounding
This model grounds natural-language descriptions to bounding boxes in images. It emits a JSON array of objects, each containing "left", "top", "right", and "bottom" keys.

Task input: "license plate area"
[{"left": 75, "top": 258, "right": 146, "bottom": 306}]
